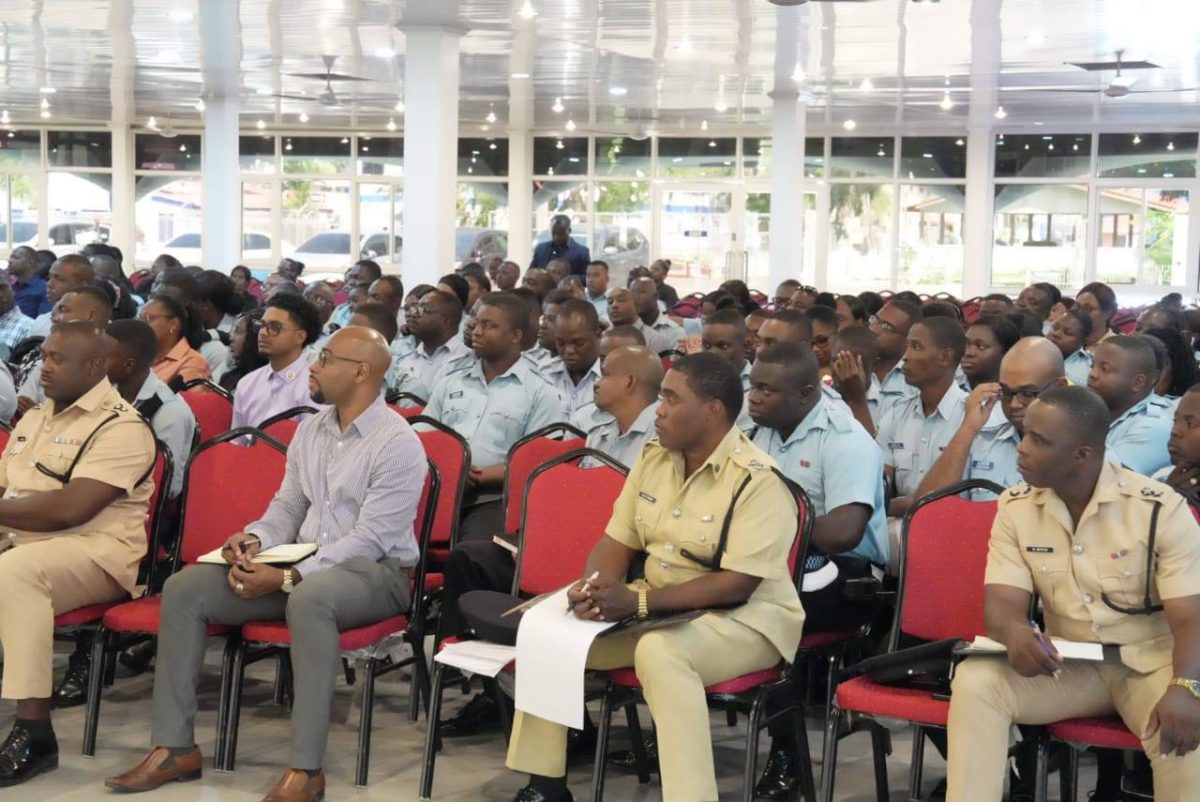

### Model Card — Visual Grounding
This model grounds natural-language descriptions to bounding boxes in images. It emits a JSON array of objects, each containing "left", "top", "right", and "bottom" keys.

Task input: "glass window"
[
  {"left": 1098, "top": 133, "right": 1197, "bottom": 179},
  {"left": 357, "top": 183, "right": 402, "bottom": 269},
  {"left": 658, "top": 188, "right": 734, "bottom": 292},
  {"left": 745, "top": 192, "right": 771, "bottom": 288},
  {"left": 594, "top": 137, "right": 651, "bottom": 177},
  {"left": 898, "top": 185, "right": 965, "bottom": 292},
  {"left": 135, "top": 134, "right": 201, "bottom": 172},
  {"left": 593, "top": 180, "right": 651, "bottom": 287},
  {"left": 991, "top": 183, "right": 1088, "bottom": 289},
  {"left": 47, "top": 131, "right": 112, "bottom": 169},
  {"left": 744, "top": 137, "right": 825, "bottom": 179},
  {"left": 899, "top": 137, "right": 967, "bottom": 180},
  {"left": 47, "top": 172, "right": 112, "bottom": 252},
  {"left": 241, "top": 181, "right": 277, "bottom": 264},
  {"left": 1096, "top": 188, "right": 1190, "bottom": 286},
  {"left": 806, "top": 137, "right": 825, "bottom": 179},
  {"left": 994, "top": 134, "right": 1091, "bottom": 178},
  {"left": 134, "top": 177, "right": 202, "bottom": 264},
  {"left": 283, "top": 179, "right": 352, "bottom": 269},
  {"left": 829, "top": 184, "right": 894, "bottom": 291},
  {"left": 0, "top": 131, "right": 41, "bottom": 167},
  {"left": 281, "top": 137, "right": 351, "bottom": 175},
  {"left": 657, "top": 138, "right": 736, "bottom": 178},
  {"left": 456, "top": 182, "right": 510, "bottom": 265},
  {"left": 534, "top": 137, "right": 588, "bottom": 176},
  {"left": 458, "top": 138, "right": 507, "bottom": 177},
  {"left": 357, "top": 137, "right": 403, "bottom": 176},
  {"left": 533, "top": 180, "right": 588, "bottom": 251},
  {"left": 830, "top": 138, "right": 895, "bottom": 180},
  {"left": 240, "top": 135, "right": 276, "bottom": 173},
  {"left": 0, "top": 175, "right": 40, "bottom": 250}
]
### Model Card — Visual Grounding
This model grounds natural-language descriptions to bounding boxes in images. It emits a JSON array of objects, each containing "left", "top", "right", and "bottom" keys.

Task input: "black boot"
[
  {"left": 0, "top": 722, "right": 58, "bottom": 787},
  {"left": 754, "top": 742, "right": 800, "bottom": 800},
  {"left": 118, "top": 637, "right": 157, "bottom": 675},
  {"left": 511, "top": 776, "right": 573, "bottom": 802},
  {"left": 51, "top": 637, "right": 92, "bottom": 709},
  {"left": 439, "top": 691, "right": 501, "bottom": 737},
  {"left": 606, "top": 733, "right": 659, "bottom": 772}
]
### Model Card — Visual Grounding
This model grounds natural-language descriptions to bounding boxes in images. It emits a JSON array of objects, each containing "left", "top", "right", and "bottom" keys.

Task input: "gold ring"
[{"left": 236, "top": 582, "right": 244, "bottom": 593}]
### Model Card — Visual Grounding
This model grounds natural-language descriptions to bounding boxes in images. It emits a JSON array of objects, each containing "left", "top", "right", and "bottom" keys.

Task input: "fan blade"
[
  {"left": 284, "top": 71, "right": 369, "bottom": 82},
  {"left": 1126, "top": 87, "right": 1200, "bottom": 94},
  {"left": 271, "top": 93, "right": 313, "bottom": 101}
]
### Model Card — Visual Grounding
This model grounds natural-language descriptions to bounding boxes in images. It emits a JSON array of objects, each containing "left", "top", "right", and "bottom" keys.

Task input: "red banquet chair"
[
  {"left": 258, "top": 405, "right": 318, "bottom": 446},
  {"left": 81, "top": 429, "right": 288, "bottom": 761},
  {"left": 499, "top": 423, "right": 586, "bottom": 540},
  {"left": 419, "top": 448, "right": 629, "bottom": 800},
  {"left": 180, "top": 382, "right": 234, "bottom": 445},
  {"left": 589, "top": 474, "right": 817, "bottom": 802},
  {"left": 405, "top": 416, "right": 471, "bottom": 581},
  {"left": 217, "top": 456, "right": 441, "bottom": 787},
  {"left": 1033, "top": 716, "right": 1143, "bottom": 802},
  {"left": 820, "top": 479, "right": 1004, "bottom": 802}
]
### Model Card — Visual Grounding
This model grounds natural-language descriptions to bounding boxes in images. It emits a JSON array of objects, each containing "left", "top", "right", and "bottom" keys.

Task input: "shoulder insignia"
[
  {"left": 747, "top": 458, "right": 765, "bottom": 470},
  {"left": 1007, "top": 484, "right": 1033, "bottom": 498},
  {"left": 1140, "top": 486, "right": 1165, "bottom": 498}
]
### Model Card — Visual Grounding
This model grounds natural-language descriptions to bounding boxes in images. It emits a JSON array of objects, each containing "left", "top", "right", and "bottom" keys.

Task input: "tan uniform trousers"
[
  {"left": 0, "top": 538, "right": 125, "bottom": 699},
  {"left": 505, "top": 612, "right": 779, "bottom": 802},
  {"left": 947, "top": 657, "right": 1200, "bottom": 802}
]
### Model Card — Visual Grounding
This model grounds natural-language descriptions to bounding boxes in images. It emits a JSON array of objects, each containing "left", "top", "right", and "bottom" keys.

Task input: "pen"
[{"left": 568, "top": 571, "right": 601, "bottom": 612}]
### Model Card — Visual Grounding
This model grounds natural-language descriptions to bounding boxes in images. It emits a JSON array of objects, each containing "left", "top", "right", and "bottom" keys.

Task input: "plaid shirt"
[{"left": 0, "top": 306, "right": 33, "bottom": 360}]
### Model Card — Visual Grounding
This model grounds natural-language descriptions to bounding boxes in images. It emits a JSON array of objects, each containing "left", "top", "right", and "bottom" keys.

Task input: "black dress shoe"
[
  {"left": 0, "top": 724, "right": 59, "bottom": 787},
  {"left": 51, "top": 651, "right": 91, "bottom": 709},
  {"left": 440, "top": 691, "right": 500, "bottom": 737},
  {"left": 566, "top": 724, "right": 596, "bottom": 765},
  {"left": 118, "top": 637, "right": 157, "bottom": 675},
  {"left": 754, "top": 745, "right": 800, "bottom": 799},
  {"left": 511, "top": 783, "right": 574, "bottom": 802},
  {"left": 607, "top": 734, "right": 659, "bottom": 772}
]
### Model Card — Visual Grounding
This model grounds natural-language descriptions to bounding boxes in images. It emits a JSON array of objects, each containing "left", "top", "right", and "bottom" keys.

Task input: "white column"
[
  {"left": 401, "top": 26, "right": 461, "bottom": 289},
  {"left": 962, "top": 126, "right": 993, "bottom": 297},
  {"left": 199, "top": 1, "right": 241, "bottom": 274},
  {"left": 768, "top": 90, "right": 806, "bottom": 290},
  {"left": 110, "top": 125, "right": 135, "bottom": 261},
  {"left": 507, "top": 130, "right": 533, "bottom": 268}
]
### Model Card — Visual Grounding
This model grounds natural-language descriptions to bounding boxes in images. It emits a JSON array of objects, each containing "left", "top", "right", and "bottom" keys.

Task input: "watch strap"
[
  {"left": 636, "top": 586, "right": 649, "bottom": 620},
  {"left": 1170, "top": 677, "right": 1200, "bottom": 700}
]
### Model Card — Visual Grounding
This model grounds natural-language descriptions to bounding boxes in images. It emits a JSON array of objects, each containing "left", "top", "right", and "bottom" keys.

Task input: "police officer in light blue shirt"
[
  {"left": 584, "top": 345, "right": 664, "bottom": 469},
  {"left": 542, "top": 299, "right": 604, "bottom": 432},
  {"left": 915, "top": 337, "right": 1068, "bottom": 503},
  {"left": 1049, "top": 307, "right": 1095, "bottom": 388},
  {"left": 392, "top": 289, "right": 467, "bottom": 400},
  {"left": 1088, "top": 335, "right": 1173, "bottom": 477},
  {"left": 700, "top": 308, "right": 755, "bottom": 432}
]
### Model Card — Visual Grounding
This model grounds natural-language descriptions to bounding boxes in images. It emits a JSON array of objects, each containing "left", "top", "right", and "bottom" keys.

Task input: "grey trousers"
[{"left": 151, "top": 557, "right": 411, "bottom": 769}]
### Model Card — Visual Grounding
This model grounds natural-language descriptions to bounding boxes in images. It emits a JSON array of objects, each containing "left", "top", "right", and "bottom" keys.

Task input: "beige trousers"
[
  {"left": 505, "top": 613, "right": 780, "bottom": 802},
  {"left": 947, "top": 657, "right": 1200, "bottom": 802},
  {"left": 0, "top": 538, "right": 125, "bottom": 699}
]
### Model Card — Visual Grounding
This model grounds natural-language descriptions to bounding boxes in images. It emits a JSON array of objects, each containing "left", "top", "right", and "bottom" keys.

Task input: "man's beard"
[{"left": 310, "top": 388, "right": 326, "bottom": 405}]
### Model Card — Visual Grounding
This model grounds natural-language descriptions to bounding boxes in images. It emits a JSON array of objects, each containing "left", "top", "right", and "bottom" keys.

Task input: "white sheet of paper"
[
  {"left": 964, "top": 635, "right": 1104, "bottom": 662},
  {"left": 434, "top": 641, "right": 517, "bottom": 678},
  {"left": 514, "top": 586, "right": 617, "bottom": 729}
]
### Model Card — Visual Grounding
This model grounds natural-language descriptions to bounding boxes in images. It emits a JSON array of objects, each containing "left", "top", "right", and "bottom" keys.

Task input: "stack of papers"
[
  {"left": 959, "top": 635, "right": 1104, "bottom": 662},
  {"left": 196, "top": 543, "right": 318, "bottom": 565},
  {"left": 434, "top": 640, "right": 517, "bottom": 678}
]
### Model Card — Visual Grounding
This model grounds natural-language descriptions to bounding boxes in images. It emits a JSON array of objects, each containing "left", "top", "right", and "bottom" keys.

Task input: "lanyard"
[{"left": 1099, "top": 500, "right": 1164, "bottom": 616}]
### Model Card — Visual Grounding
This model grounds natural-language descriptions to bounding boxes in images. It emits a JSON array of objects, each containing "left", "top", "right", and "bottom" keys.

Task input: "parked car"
[
  {"left": 147, "top": 231, "right": 291, "bottom": 266},
  {"left": 18, "top": 222, "right": 111, "bottom": 257},
  {"left": 0, "top": 221, "right": 38, "bottom": 247},
  {"left": 290, "top": 230, "right": 403, "bottom": 276},
  {"left": 532, "top": 224, "right": 649, "bottom": 285},
  {"left": 455, "top": 228, "right": 508, "bottom": 267}
]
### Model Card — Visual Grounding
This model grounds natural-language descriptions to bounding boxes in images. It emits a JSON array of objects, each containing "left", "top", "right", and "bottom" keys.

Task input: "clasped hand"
[
  {"left": 219, "top": 532, "right": 284, "bottom": 599},
  {"left": 566, "top": 576, "right": 637, "bottom": 622}
]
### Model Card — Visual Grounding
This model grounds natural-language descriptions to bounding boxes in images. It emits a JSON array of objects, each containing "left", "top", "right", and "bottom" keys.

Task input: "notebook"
[
  {"left": 956, "top": 635, "right": 1104, "bottom": 662},
  {"left": 196, "top": 542, "right": 318, "bottom": 566}
]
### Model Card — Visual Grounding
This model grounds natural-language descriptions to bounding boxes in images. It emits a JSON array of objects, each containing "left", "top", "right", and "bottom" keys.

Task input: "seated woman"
[
  {"left": 961, "top": 315, "right": 1021, "bottom": 388},
  {"left": 214, "top": 310, "right": 267, "bottom": 394},
  {"left": 141, "top": 294, "right": 211, "bottom": 390},
  {"left": 1075, "top": 280, "right": 1118, "bottom": 353},
  {"left": 1048, "top": 307, "right": 1094, "bottom": 387}
]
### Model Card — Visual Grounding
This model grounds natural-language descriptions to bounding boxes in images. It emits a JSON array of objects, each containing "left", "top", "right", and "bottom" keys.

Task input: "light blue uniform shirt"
[
  {"left": 393, "top": 337, "right": 468, "bottom": 403},
  {"left": 423, "top": 354, "right": 566, "bottom": 468},
  {"left": 875, "top": 361, "right": 919, "bottom": 427},
  {"left": 584, "top": 403, "right": 659, "bottom": 469},
  {"left": 544, "top": 356, "right": 603, "bottom": 432},
  {"left": 876, "top": 382, "right": 969, "bottom": 497},
  {"left": 1106, "top": 394, "right": 1173, "bottom": 477},
  {"left": 635, "top": 315, "right": 684, "bottom": 355},
  {"left": 751, "top": 396, "right": 888, "bottom": 566},
  {"left": 134, "top": 373, "right": 196, "bottom": 498},
  {"left": 736, "top": 361, "right": 754, "bottom": 432},
  {"left": 28, "top": 310, "right": 53, "bottom": 339},
  {"left": 327, "top": 302, "right": 353, "bottom": 332},
  {"left": 963, "top": 403, "right": 1022, "bottom": 500},
  {"left": 586, "top": 292, "right": 609, "bottom": 321},
  {"left": 1064, "top": 349, "right": 1093, "bottom": 387}
]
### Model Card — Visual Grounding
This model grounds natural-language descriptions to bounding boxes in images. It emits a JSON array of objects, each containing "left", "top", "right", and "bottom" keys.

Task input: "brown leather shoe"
[
  {"left": 262, "top": 768, "right": 326, "bottom": 802},
  {"left": 105, "top": 746, "right": 202, "bottom": 792}
]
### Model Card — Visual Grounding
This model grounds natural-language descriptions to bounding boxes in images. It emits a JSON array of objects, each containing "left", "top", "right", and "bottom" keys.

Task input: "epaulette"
[{"left": 1006, "top": 483, "right": 1033, "bottom": 499}]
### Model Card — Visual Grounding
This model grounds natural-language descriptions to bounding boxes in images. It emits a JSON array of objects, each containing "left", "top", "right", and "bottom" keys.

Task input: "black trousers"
[{"left": 436, "top": 539, "right": 516, "bottom": 642}]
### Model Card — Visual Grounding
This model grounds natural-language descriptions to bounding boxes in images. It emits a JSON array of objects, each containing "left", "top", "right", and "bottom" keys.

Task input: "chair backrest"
[
  {"left": 389, "top": 403, "right": 426, "bottom": 420},
  {"left": 776, "top": 473, "right": 814, "bottom": 587},
  {"left": 175, "top": 428, "right": 288, "bottom": 568},
  {"left": 501, "top": 424, "right": 587, "bottom": 535},
  {"left": 391, "top": 391, "right": 428, "bottom": 407},
  {"left": 0, "top": 425, "right": 10, "bottom": 452},
  {"left": 408, "top": 415, "right": 471, "bottom": 558},
  {"left": 181, "top": 389, "right": 234, "bottom": 444},
  {"left": 258, "top": 405, "right": 317, "bottom": 446},
  {"left": 513, "top": 449, "right": 629, "bottom": 596},
  {"left": 406, "top": 457, "right": 441, "bottom": 624},
  {"left": 891, "top": 479, "right": 1004, "bottom": 648}
]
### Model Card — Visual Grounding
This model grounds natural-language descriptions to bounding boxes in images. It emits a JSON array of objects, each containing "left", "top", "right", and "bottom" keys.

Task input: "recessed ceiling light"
[
  {"left": 39, "top": 86, "right": 55, "bottom": 94},
  {"left": 1164, "top": 172, "right": 1175, "bottom": 178},
  {"left": 843, "top": 119, "right": 857, "bottom": 130},
  {"left": 146, "top": 115, "right": 158, "bottom": 129},
  {"left": 518, "top": 0, "right": 538, "bottom": 20},
  {"left": 701, "top": 120, "right": 709, "bottom": 131},
  {"left": 486, "top": 108, "right": 497, "bottom": 124},
  {"left": 556, "top": 139, "right": 564, "bottom": 150},
  {"left": 1133, "top": 134, "right": 1141, "bottom": 144},
  {"left": 939, "top": 91, "right": 954, "bottom": 111},
  {"left": 877, "top": 146, "right": 886, "bottom": 157},
  {"left": 609, "top": 86, "right": 627, "bottom": 96},
  {"left": 481, "top": 124, "right": 491, "bottom": 131},
  {"left": 1048, "top": 144, "right": 1054, "bottom": 150},
  {"left": 194, "top": 98, "right": 205, "bottom": 112},
  {"left": 1033, "top": 121, "right": 1044, "bottom": 126},
  {"left": 1167, "top": 141, "right": 1175, "bottom": 151},
  {"left": 568, "top": 156, "right": 580, "bottom": 163},
  {"left": 178, "top": 143, "right": 187, "bottom": 153},
  {"left": 565, "top": 118, "right": 577, "bottom": 132},
  {"left": 994, "top": 105, "right": 1007, "bottom": 119},
  {"left": 298, "top": 112, "right": 309, "bottom": 123},
  {"left": 552, "top": 97, "right": 564, "bottom": 113},
  {"left": 284, "top": 139, "right": 293, "bottom": 151},
  {"left": 340, "top": 137, "right": 349, "bottom": 144},
  {"left": 489, "top": 142, "right": 497, "bottom": 150},
  {"left": 708, "top": 139, "right": 717, "bottom": 148},
  {"left": 858, "top": 78, "right": 874, "bottom": 92},
  {"left": 256, "top": 87, "right": 273, "bottom": 96},
  {"left": 0, "top": 111, "right": 9, "bottom": 125},
  {"left": 375, "top": 47, "right": 396, "bottom": 58},
  {"left": 256, "top": 119, "right": 266, "bottom": 130},
  {"left": 511, "top": 72, "right": 530, "bottom": 79},
  {"left": 676, "top": 40, "right": 694, "bottom": 56},
  {"left": 1073, "top": 143, "right": 1078, "bottom": 151},
  {"left": 40, "top": 97, "right": 50, "bottom": 110},
  {"left": 955, "top": 138, "right": 964, "bottom": 146},
  {"left": 714, "top": 100, "right": 729, "bottom": 112},
  {"left": 394, "top": 100, "right": 405, "bottom": 113},
  {"left": 386, "top": 117, "right": 397, "bottom": 132},
  {"left": 40, "top": 110, "right": 50, "bottom": 119}
]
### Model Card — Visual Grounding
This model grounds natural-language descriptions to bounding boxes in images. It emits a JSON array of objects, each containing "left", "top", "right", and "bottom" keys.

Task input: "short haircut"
[
  {"left": 469, "top": 272, "right": 493, "bottom": 293},
  {"left": 833, "top": 324, "right": 879, "bottom": 362},
  {"left": 885, "top": 299, "right": 923, "bottom": 328},
  {"left": 409, "top": 283, "right": 437, "bottom": 300},
  {"left": 55, "top": 253, "right": 96, "bottom": 284},
  {"left": 1078, "top": 281, "right": 1118, "bottom": 314},
  {"left": 670, "top": 352, "right": 744, "bottom": 425},
  {"left": 805, "top": 304, "right": 838, "bottom": 331},
  {"left": 704, "top": 307, "right": 747, "bottom": 333},
  {"left": 374, "top": 274, "right": 405, "bottom": 299},
  {"left": 438, "top": 273, "right": 470, "bottom": 308},
  {"left": 1034, "top": 282, "right": 1062, "bottom": 307},
  {"left": 893, "top": 290, "right": 922, "bottom": 305},
  {"left": 916, "top": 316, "right": 967, "bottom": 363},
  {"left": 558, "top": 275, "right": 582, "bottom": 291},
  {"left": 154, "top": 253, "right": 183, "bottom": 271},
  {"left": 1006, "top": 309, "right": 1045, "bottom": 338},
  {"left": 1140, "top": 304, "right": 1183, "bottom": 330},
  {"left": 1141, "top": 332, "right": 1168, "bottom": 373},
  {"left": 72, "top": 284, "right": 116, "bottom": 315},
  {"left": 970, "top": 315, "right": 1022, "bottom": 354},
  {"left": 106, "top": 319, "right": 159, "bottom": 368},
  {"left": 837, "top": 294, "right": 867, "bottom": 323},
  {"left": 480, "top": 291, "right": 531, "bottom": 335},
  {"left": 588, "top": 260, "right": 609, "bottom": 272},
  {"left": 1144, "top": 328, "right": 1197, "bottom": 397},
  {"left": 555, "top": 298, "right": 601, "bottom": 331},
  {"left": 1064, "top": 307, "right": 1094, "bottom": 339},
  {"left": 510, "top": 288, "right": 542, "bottom": 331},
  {"left": 770, "top": 308, "right": 814, "bottom": 342},
  {"left": 603, "top": 324, "right": 646, "bottom": 346},
  {"left": 755, "top": 341, "right": 819, "bottom": 390},
  {"left": 777, "top": 279, "right": 800, "bottom": 291},
  {"left": 354, "top": 259, "right": 383, "bottom": 282},
  {"left": 1104, "top": 334, "right": 1158, "bottom": 378},
  {"left": 264, "top": 292, "right": 321, "bottom": 346},
  {"left": 813, "top": 291, "right": 837, "bottom": 309},
  {"left": 857, "top": 291, "right": 885, "bottom": 316},
  {"left": 921, "top": 300, "right": 963, "bottom": 322},
  {"left": 982, "top": 293, "right": 1014, "bottom": 308},
  {"left": 1035, "top": 386, "right": 1111, "bottom": 450},
  {"left": 198, "top": 270, "right": 241, "bottom": 316},
  {"left": 543, "top": 288, "right": 572, "bottom": 308},
  {"left": 351, "top": 301, "right": 399, "bottom": 343},
  {"left": 425, "top": 290, "right": 464, "bottom": 329},
  {"left": 458, "top": 262, "right": 486, "bottom": 279},
  {"left": 702, "top": 291, "right": 737, "bottom": 311}
]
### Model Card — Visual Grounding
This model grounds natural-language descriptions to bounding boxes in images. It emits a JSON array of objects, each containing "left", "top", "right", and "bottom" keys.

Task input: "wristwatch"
[
  {"left": 636, "top": 586, "right": 649, "bottom": 620},
  {"left": 1170, "top": 677, "right": 1200, "bottom": 701},
  {"left": 281, "top": 568, "right": 295, "bottom": 595}
]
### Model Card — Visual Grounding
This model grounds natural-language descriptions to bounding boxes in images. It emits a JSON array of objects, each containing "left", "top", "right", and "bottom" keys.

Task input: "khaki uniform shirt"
[
  {"left": 605, "top": 426, "right": 805, "bottom": 660},
  {"left": 0, "top": 378, "right": 155, "bottom": 593},
  {"left": 985, "top": 460, "right": 1200, "bottom": 673}
]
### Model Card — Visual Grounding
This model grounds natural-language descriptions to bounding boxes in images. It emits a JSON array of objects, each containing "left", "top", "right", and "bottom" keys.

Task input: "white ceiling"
[{"left": 0, "top": 0, "right": 1199, "bottom": 136}]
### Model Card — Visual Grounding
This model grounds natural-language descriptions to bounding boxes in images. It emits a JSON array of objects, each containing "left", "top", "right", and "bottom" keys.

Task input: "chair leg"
[
  {"left": 342, "top": 657, "right": 356, "bottom": 686},
  {"left": 214, "top": 636, "right": 240, "bottom": 771},
  {"left": 409, "top": 638, "right": 431, "bottom": 722},
  {"left": 792, "top": 701, "right": 817, "bottom": 802},
  {"left": 819, "top": 707, "right": 842, "bottom": 802},
  {"left": 354, "top": 658, "right": 379, "bottom": 788},
  {"left": 418, "top": 662, "right": 447, "bottom": 800},
  {"left": 742, "top": 693, "right": 767, "bottom": 802},
  {"left": 821, "top": 652, "right": 839, "bottom": 761},
  {"left": 869, "top": 722, "right": 890, "bottom": 802},
  {"left": 590, "top": 685, "right": 616, "bottom": 802},
  {"left": 1034, "top": 735, "right": 1050, "bottom": 802},
  {"left": 81, "top": 627, "right": 110, "bottom": 758},
  {"left": 1063, "top": 746, "right": 1079, "bottom": 802},
  {"left": 726, "top": 704, "right": 738, "bottom": 727},
  {"left": 908, "top": 725, "right": 927, "bottom": 800},
  {"left": 495, "top": 680, "right": 513, "bottom": 744},
  {"left": 220, "top": 641, "right": 249, "bottom": 772},
  {"left": 273, "top": 651, "right": 293, "bottom": 708},
  {"left": 625, "top": 703, "right": 651, "bottom": 784}
]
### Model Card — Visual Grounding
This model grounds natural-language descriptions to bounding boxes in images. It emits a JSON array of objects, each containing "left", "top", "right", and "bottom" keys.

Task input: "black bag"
[
  {"left": 459, "top": 590, "right": 527, "bottom": 646},
  {"left": 848, "top": 638, "right": 964, "bottom": 694}
]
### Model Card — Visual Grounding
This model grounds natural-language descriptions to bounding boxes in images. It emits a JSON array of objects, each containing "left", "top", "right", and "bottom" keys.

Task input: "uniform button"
[
  {"left": 43, "top": 425, "right": 51, "bottom": 433},
  {"left": 671, "top": 508, "right": 681, "bottom": 518},
  {"left": 1084, "top": 593, "right": 1094, "bottom": 604},
  {"left": 660, "top": 562, "right": 670, "bottom": 570},
  {"left": 699, "top": 535, "right": 706, "bottom": 543},
  {"left": 1118, "top": 481, "right": 1127, "bottom": 488},
  {"left": 1072, "top": 544, "right": 1084, "bottom": 556},
  {"left": 636, "top": 515, "right": 643, "bottom": 523},
  {"left": 664, "top": 543, "right": 675, "bottom": 554},
  {"left": 1123, "top": 570, "right": 1132, "bottom": 578},
  {"left": 734, "top": 447, "right": 742, "bottom": 454},
  {"left": 1091, "top": 623, "right": 1101, "bottom": 634}
]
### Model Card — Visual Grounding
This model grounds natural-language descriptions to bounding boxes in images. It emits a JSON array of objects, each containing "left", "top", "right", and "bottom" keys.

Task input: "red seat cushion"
[
  {"left": 1048, "top": 717, "right": 1142, "bottom": 750},
  {"left": 102, "top": 596, "right": 231, "bottom": 636},
  {"left": 835, "top": 675, "right": 949, "bottom": 727},
  {"left": 54, "top": 601, "right": 124, "bottom": 628},
  {"left": 424, "top": 573, "right": 444, "bottom": 593},
  {"left": 800, "top": 628, "right": 863, "bottom": 650},
  {"left": 608, "top": 666, "right": 783, "bottom": 695},
  {"left": 243, "top": 615, "right": 410, "bottom": 652}
]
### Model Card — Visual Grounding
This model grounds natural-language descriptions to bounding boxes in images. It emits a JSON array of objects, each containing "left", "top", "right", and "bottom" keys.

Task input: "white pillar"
[
  {"left": 962, "top": 126, "right": 993, "bottom": 297},
  {"left": 508, "top": 130, "right": 533, "bottom": 268},
  {"left": 768, "top": 90, "right": 806, "bottom": 291},
  {"left": 199, "top": 1, "right": 241, "bottom": 274},
  {"left": 401, "top": 26, "right": 461, "bottom": 289}
]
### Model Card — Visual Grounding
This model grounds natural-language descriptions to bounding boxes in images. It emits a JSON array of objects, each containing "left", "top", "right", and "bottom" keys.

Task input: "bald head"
[
  {"left": 308, "top": 325, "right": 393, "bottom": 407},
  {"left": 597, "top": 345, "right": 664, "bottom": 418},
  {"left": 997, "top": 336, "right": 1068, "bottom": 433},
  {"left": 330, "top": 326, "right": 392, "bottom": 380},
  {"left": 1003, "top": 337, "right": 1065, "bottom": 379},
  {"left": 41, "top": 320, "right": 110, "bottom": 405},
  {"left": 608, "top": 346, "right": 664, "bottom": 398}
]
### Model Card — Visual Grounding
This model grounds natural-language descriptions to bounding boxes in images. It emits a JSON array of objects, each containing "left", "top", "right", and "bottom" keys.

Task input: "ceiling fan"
[
  {"left": 272, "top": 55, "right": 369, "bottom": 107},
  {"left": 1015, "top": 50, "right": 1198, "bottom": 98}
]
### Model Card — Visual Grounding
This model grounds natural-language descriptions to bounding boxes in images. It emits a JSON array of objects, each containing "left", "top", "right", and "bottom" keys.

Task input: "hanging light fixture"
[
  {"left": 386, "top": 117, "right": 397, "bottom": 132},
  {"left": 552, "top": 97, "right": 564, "bottom": 114},
  {"left": 939, "top": 91, "right": 954, "bottom": 111},
  {"left": 565, "top": 118, "right": 577, "bottom": 132},
  {"left": 994, "top": 105, "right": 1007, "bottom": 119},
  {"left": 518, "top": 0, "right": 537, "bottom": 19}
]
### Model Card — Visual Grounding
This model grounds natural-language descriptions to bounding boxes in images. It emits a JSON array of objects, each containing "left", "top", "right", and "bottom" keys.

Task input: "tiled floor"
[{"left": 0, "top": 641, "right": 1091, "bottom": 801}]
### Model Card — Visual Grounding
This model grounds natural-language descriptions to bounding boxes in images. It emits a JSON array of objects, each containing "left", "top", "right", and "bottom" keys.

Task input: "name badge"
[
  {"left": 972, "top": 460, "right": 995, "bottom": 472},
  {"left": 638, "top": 492, "right": 657, "bottom": 504},
  {"left": 449, "top": 390, "right": 464, "bottom": 399},
  {"left": 888, "top": 442, "right": 905, "bottom": 451},
  {"left": 798, "top": 459, "right": 812, "bottom": 468},
  {"left": 1026, "top": 546, "right": 1054, "bottom": 554}
]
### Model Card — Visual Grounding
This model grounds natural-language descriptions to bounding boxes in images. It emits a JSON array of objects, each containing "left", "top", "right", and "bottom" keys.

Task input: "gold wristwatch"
[
  {"left": 281, "top": 568, "right": 295, "bottom": 595},
  {"left": 636, "top": 586, "right": 649, "bottom": 620},
  {"left": 1170, "top": 677, "right": 1200, "bottom": 701}
]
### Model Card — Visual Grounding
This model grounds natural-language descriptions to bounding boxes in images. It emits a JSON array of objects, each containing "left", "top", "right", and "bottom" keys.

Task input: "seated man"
[
  {"left": 1088, "top": 335, "right": 1173, "bottom": 476},
  {"left": 231, "top": 293, "right": 323, "bottom": 430},
  {"left": 598, "top": 324, "right": 646, "bottom": 357},
  {"left": 348, "top": 301, "right": 424, "bottom": 401},
  {"left": 18, "top": 286, "right": 113, "bottom": 412},
  {"left": 504, "top": 353, "right": 803, "bottom": 802},
  {"left": 1159, "top": 384, "right": 1200, "bottom": 499},
  {"left": 107, "top": 327, "right": 427, "bottom": 802},
  {"left": 392, "top": 290, "right": 467, "bottom": 401},
  {"left": 701, "top": 308, "right": 753, "bottom": 431},
  {"left": 747, "top": 342, "right": 888, "bottom": 799},
  {"left": 0, "top": 321, "right": 155, "bottom": 786},
  {"left": 0, "top": 280, "right": 33, "bottom": 362},
  {"left": 946, "top": 386, "right": 1200, "bottom": 801},
  {"left": 829, "top": 324, "right": 882, "bottom": 434},
  {"left": 542, "top": 300, "right": 603, "bottom": 431},
  {"left": 846, "top": 299, "right": 923, "bottom": 434},
  {"left": 916, "top": 337, "right": 1067, "bottom": 502},
  {"left": 513, "top": 288, "right": 553, "bottom": 367},
  {"left": 605, "top": 287, "right": 639, "bottom": 330},
  {"left": 630, "top": 277, "right": 684, "bottom": 355},
  {"left": 1015, "top": 281, "right": 1060, "bottom": 335},
  {"left": 27, "top": 255, "right": 95, "bottom": 339}
]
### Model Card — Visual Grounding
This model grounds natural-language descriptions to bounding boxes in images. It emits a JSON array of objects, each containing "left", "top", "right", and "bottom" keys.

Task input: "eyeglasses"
[
  {"left": 998, "top": 379, "right": 1059, "bottom": 405},
  {"left": 868, "top": 314, "right": 906, "bottom": 336},
  {"left": 307, "top": 295, "right": 334, "bottom": 308},
  {"left": 415, "top": 303, "right": 446, "bottom": 319},
  {"left": 812, "top": 334, "right": 830, "bottom": 347},
  {"left": 254, "top": 320, "right": 296, "bottom": 337},
  {"left": 140, "top": 312, "right": 175, "bottom": 325},
  {"left": 316, "top": 349, "right": 365, "bottom": 369}
]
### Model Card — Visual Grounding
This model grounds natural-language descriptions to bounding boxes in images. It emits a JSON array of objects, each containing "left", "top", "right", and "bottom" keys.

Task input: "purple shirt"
[{"left": 231, "top": 353, "right": 323, "bottom": 431}]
